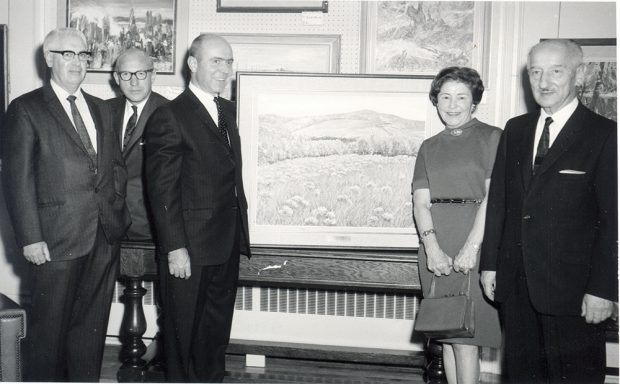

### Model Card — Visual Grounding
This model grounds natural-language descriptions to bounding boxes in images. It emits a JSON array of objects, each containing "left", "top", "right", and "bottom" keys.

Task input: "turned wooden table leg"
[
  {"left": 117, "top": 276, "right": 147, "bottom": 382},
  {"left": 424, "top": 339, "right": 447, "bottom": 383}
]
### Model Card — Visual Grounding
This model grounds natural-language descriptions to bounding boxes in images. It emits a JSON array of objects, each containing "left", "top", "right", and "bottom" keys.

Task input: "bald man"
[
  {"left": 109, "top": 48, "right": 168, "bottom": 241},
  {"left": 144, "top": 34, "right": 251, "bottom": 382}
]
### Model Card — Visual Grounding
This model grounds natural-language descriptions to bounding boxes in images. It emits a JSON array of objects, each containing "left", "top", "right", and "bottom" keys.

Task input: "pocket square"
[{"left": 559, "top": 169, "right": 586, "bottom": 175}]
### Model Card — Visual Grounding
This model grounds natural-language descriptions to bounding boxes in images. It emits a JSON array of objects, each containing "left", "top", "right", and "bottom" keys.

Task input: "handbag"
[{"left": 414, "top": 273, "right": 475, "bottom": 339}]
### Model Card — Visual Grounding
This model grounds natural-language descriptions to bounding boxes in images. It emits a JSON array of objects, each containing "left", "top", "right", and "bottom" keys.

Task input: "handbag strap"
[{"left": 426, "top": 273, "right": 471, "bottom": 298}]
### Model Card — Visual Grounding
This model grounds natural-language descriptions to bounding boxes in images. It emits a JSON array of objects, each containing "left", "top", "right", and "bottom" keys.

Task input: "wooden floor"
[{"left": 100, "top": 344, "right": 502, "bottom": 383}]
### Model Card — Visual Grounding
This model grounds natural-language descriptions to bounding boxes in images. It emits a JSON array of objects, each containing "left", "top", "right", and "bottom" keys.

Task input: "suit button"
[{"left": 523, "top": 215, "right": 531, "bottom": 220}]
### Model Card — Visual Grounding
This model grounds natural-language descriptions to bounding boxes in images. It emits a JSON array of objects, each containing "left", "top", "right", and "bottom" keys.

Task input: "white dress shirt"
[
  {"left": 50, "top": 80, "right": 98, "bottom": 152},
  {"left": 188, "top": 82, "right": 219, "bottom": 126},
  {"left": 532, "top": 97, "right": 579, "bottom": 165},
  {"left": 121, "top": 96, "right": 149, "bottom": 146}
]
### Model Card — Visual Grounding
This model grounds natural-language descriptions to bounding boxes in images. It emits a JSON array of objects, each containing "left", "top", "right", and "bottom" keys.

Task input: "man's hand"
[
  {"left": 23, "top": 242, "right": 51, "bottom": 265},
  {"left": 168, "top": 248, "right": 191, "bottom": 279},
  {"left": 480, "top": 270, "right": 496, "bottom": 301},
  {"left": 581, "top": 294, "right": 614, "bottom": 324}
]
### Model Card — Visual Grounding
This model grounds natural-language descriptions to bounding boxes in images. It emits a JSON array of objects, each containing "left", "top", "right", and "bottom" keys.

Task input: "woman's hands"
[
  {"left": 425, "top": 242, "right": 453, "bottom": 276},
  {"left": 453, "top": 242, "right": 479, "bottom": 273}
]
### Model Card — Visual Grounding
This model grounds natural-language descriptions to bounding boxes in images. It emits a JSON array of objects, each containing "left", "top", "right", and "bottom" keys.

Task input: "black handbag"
[{"left": 414, "top": 273, "right": 475, "bottom": 339}]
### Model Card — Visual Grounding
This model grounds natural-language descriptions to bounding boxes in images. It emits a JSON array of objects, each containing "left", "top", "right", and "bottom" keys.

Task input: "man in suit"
[
  {"left": 1, "top": 28, "right": 130, "bottom": 381},
  {"left": 481, "top": 39, "right": 617, "bottom": 383},
  {"left": 144, "top": 34, "right": 251, "bottom": 382},
  {"left": 109, "top": 48, "right": 168, "bottom": 241}
]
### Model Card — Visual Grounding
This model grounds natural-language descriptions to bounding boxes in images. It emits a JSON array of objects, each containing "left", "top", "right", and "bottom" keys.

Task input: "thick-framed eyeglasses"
[
  {"left": 49, "top": 50, "right": 92, "bottom": 62},
  {"left": 118, "top": 69, "right": 154, "bottom": 81}
]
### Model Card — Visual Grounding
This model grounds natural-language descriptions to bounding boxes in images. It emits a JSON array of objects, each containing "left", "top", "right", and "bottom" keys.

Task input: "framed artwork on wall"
[
  {"left": 67, "top": 0, "right": 176, "bottom": 73},
  {"left": 574, "top": 38, "right": 616, "bottom": 122},
  {"left": 237, "top": 72, "right": 440, "bottom": 249},
  {"left": 218, "top": 33, "right": 340, "bottom": 100},
  {"left": 362, "top": 1, "right": 489, "bottom": 78},
  {"left": 217, "top": 0, "right": 328, "bottom": 13}
]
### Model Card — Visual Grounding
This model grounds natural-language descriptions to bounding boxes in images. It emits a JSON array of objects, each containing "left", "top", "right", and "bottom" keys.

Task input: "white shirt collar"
[
  {"left": 50, "top": 79, "right": 84, "bottom": 103},
  {"left": 539, "top": 97, "right": 579, "bottom": 129},
  {"left": 188, "top": 82, "right": 219, "bottom": 125},
  {"left": 125, "top": 95, "right": 149, "bottom": 118}
]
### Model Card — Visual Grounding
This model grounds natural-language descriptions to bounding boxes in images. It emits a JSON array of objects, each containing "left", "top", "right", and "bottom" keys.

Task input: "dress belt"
[{"left": 430, "top": 198, "right": 482, "bottom": 204}]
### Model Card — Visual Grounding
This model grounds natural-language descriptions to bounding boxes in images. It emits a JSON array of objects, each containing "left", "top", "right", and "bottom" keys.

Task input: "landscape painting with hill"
[{"left": 237, "top": 73, "right": 436, "bottom": 249}]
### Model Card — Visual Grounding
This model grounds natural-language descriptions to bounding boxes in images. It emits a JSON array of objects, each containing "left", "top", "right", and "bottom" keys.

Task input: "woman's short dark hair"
[{"left": 428, "top": 67, "right": 484, "bottom": 106}]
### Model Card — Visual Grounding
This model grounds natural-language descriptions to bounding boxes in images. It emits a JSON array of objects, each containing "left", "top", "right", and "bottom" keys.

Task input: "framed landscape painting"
[
  {"left": 236, "top": 72, "right": 440, "bottom": 249},
  {"left": 362, "top": 1, "right": 489, "bottom": 77},
  {"left": 218, "top": 33, "right": 340, "bottom": 100},
  {"left": 67, "top": 0, "right": 176, "bottom": 73},
  {"left": 574, "top": 39, "right": 616, "bottom": 121}
]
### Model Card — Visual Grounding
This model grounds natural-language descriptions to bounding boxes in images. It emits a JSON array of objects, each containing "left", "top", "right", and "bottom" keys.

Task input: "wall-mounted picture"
[
  {"left": 574, "top": 39, "right": 616, "bottom": 122},
  {"left": 362, "top": 1, "right": 488, "bottom": 77},
  {"left": 219, "top": 33, "right": 340, "bottom": 100},
  {"left": 237, "top": 73, "right": 440, "bottom": 249},
  {"left": 217, "top": 0, "right": 328, "bottom": 13},
  {"left": 67, "top": 0, "right": 176, "bottom": 73}
]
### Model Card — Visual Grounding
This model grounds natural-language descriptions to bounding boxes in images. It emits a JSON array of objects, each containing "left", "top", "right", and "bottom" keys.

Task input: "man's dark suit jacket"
[
  {"left": 2, "top": 84, "right": 131, "bottom": 260},
  {"left": 481, "top": 103, "right": 618, "bottom": 316},
  {"left": 108, "top": 92, "right": 168, "bottom": 241},
  {"left": 144, "top": 89, "right": 251, "bottom": 265}
]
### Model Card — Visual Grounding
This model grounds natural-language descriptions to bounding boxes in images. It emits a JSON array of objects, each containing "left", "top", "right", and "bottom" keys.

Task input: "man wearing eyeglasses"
[
  {"left": 109, "top": 48, "right": 168, "bottom": 241},
  {"left": 144, "top": 34, "right": 251, "bottom": 382},
  {"left": 1, "top": 28, "right": 130, "bottom": 381}
]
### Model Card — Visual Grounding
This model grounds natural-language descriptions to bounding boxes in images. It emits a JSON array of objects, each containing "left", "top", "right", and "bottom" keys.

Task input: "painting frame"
[
  {"left": 237, "top": 72, "right": 441, "bottom": 250},
  {"left": 217, "top": 0, "right": 328, "bottom": 13},
  {"left": 361, "top": 1, "right": 490, "bottom": 79},
  {"left": 572, "top": 38, "right": 616, "bottom": 122},
  {"left": 67, "top": 0, "right": 177, "bottom": 74},
  {"left": 218, "top": 33, "right": 340, "bottom": 100}
]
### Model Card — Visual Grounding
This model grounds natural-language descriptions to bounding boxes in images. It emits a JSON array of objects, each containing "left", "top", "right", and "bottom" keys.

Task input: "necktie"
[
  {"left": 123, "top": 105, "right": 138, "bottom": 150},
  {"left": 213, "top": 96, "right": 230, "bottom": 146},
  {"left": 67, "top": 95, "right": 97, "bottom": 167},
  {"left": 533, "top": 116, "right": 553, "bottom": 173}
]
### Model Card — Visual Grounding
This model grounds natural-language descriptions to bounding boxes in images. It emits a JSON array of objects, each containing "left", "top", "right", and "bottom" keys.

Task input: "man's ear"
[
  {"left": 151, "top": 70, "right": 157, "bottom": 82},
  {"left": 113, "top": 72, "right": 120, "bottom": 86},
  {"left": 43, "top": 51, "right": 54, "bottom": 68},
  {"left": 575, "top": 63, "right": 586, "bottom": 87},
  {"left": 187, "top": 56, "right": 197, "bottom": 73}
]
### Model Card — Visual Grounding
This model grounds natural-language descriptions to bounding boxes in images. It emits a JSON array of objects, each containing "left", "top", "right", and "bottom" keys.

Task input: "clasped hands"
[{"left": 426, "top": 242, "right": 479, "bottom": 277}]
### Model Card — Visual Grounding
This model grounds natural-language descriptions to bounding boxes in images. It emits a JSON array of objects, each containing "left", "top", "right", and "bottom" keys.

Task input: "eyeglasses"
[
  {"left": 49, "top": 50, "right": 92, "bottom": 62},
  {"left": 117, "top": 69, "right": 154, "bottom": 81}
]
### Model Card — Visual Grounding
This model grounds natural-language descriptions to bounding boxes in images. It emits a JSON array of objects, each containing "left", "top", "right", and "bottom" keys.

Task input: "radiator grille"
[{"left": 114, "top": 283, "right": 418, "bottom": 320}]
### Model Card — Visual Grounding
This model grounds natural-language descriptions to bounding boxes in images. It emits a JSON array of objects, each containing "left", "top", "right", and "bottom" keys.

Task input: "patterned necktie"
[
  {"left": 213, "top": 96, "right": 230, "bottom": 146},
  {"left": 123, "top": 105, "right": 138, "bottom": 150},
  {"left": 533, "top": 117, "right": 553, "bottom": 174},
  {"left": 67, "top": 95, "right": 97, "bottom": 166}
]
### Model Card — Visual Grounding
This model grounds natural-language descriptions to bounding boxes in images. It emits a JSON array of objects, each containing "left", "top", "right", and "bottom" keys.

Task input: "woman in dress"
[{"left": 412, "top": 67, "right": 502, "bottom": 384}]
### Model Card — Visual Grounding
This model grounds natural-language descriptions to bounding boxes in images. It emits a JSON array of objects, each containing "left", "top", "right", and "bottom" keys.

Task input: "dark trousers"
[
  {"left": 25, "top": 224, "right": 120, "bottom": 382},
  {"left": 500, "top": 262, "right": 606, "bottom": 384},
  {"left": 160, "top": 219, "right": 241, "bottom": 383}
]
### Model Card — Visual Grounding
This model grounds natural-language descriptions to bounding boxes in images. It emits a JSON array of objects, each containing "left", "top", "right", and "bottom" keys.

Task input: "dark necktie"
[
  {"left": 533, "top": 117, "right": 553, "bottom": 174},
  {"left": 123, "top": 105, "right": 138, "bottom": 150},
  {"left": 67, "top": 95, "right": 97, "bottom": 166},
  {"left": 213, "top": 96, "right": 230, "bottom": 146}
]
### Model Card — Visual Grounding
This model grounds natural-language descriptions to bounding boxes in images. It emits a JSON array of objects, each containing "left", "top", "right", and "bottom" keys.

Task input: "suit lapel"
[
  {"left": 184, "top": 90, "right": 232, "bottom": 151},
  {"left": 43, "top": 85, "right": 87, "bottom": 154},
  {"left": 520, "top": 114, "right": 538, "bottom": 191},
  {"left": 111, "top": 98, "right": 125, "bottom": 148},
  {"left": 535, "top": 104, "right": 586, "bottom": 177},
  {"left": 82, "top": 91, "right": 102, "bottom": 170},
  {"left": 123, "top": 95, "right": 152, "bottom": 154}
]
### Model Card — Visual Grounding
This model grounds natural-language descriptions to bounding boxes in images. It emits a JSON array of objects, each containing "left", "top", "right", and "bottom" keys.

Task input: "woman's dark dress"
[{"left": 412, "top": 118, "right": 502, "bottom": 347}]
